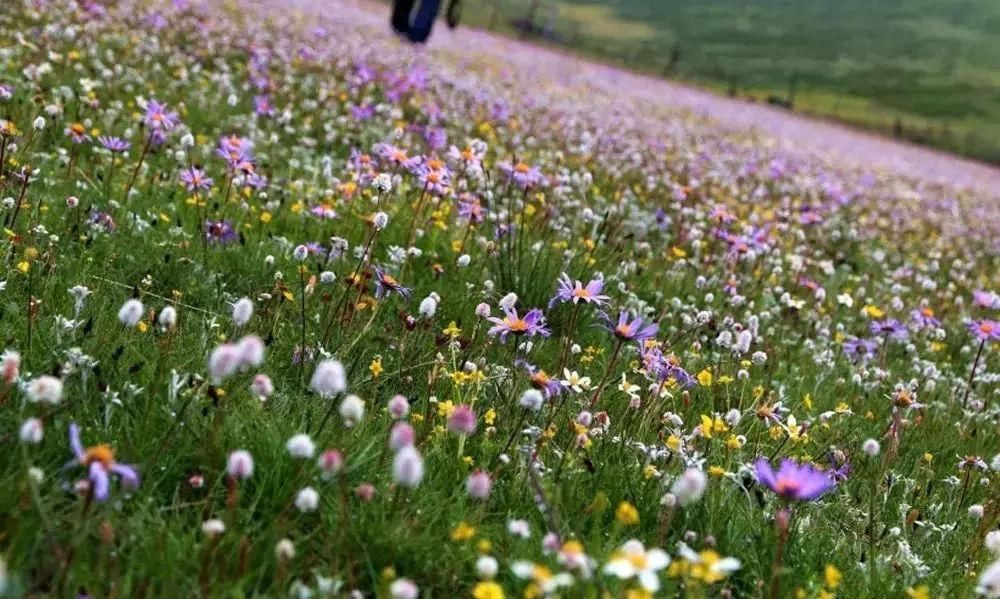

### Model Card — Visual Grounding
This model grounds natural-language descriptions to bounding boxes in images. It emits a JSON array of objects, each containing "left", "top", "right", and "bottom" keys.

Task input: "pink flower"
[
  {"left": 466, "top": 470, "right": 492, "bottom": 500},
  {"left": 447, "top": 404, "right": 477, "bottom": 435},
  {"left": 390, "top": 422, "right": 416, "bottom": 451},
  {"left": 318, "top": 449, "right": 344, "bottom": 479},
  {"left": 388, "top": 394, "right": 410, "bottom": 419}
]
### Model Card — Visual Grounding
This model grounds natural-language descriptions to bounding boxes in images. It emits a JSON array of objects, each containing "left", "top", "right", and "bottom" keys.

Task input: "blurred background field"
[{"left": 451, "top": 0, "right": 1000, "bottom": 165}]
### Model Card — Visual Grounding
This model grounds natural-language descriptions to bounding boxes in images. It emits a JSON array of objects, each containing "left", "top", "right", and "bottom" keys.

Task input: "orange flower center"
[
  {"left": 84, "top": 444, "right": 115, "bottom": 467},
  {"left": 514, "top": 162, "right": 530, "bottom": 173},
  {"left": 505, "top": 318, "right": 529, "bottom": 332}
]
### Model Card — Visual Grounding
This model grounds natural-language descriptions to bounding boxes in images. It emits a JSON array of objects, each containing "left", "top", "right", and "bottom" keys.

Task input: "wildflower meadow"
[{"left": 1, "top": 0, "right": 999, "bottom": 597}]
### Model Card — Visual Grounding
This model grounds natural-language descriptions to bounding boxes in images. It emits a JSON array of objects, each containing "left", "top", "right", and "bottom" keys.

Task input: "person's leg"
[
  {"left": 407, "top": 0, "right": 441, "bottom": 43},
  {"left": 391, "top": 0, "right": 416, "bottom": 34}
]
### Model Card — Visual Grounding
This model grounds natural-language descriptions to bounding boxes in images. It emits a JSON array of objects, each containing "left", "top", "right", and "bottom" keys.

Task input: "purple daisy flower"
[
  {"left": 517, "top": 360, "right": 563, "bottom": 398},
  {"left": 972, "top": 290, "right": 999, "bottom": 310},
  {"left": 68, "top": 423, "right": 139, "bottom": 502},
  {"left": 457, "top": 195, "right": 485, "bottom": 224},
  {"left": 754, "top": 458, "right": 836, "bottom": 501},
  {"left": 549, "top": 273, "right": 610, "bottom": 308},
  {"left": 869, "top": 318, "right": 908, "bottom": 342},
  {"left": 606, "top": 311, "right": 658, "bottom": 343},
  {"left": 842, "top": 336, "right": 877, "bottom": 363},
  {"left": 204, "top": 219, "right": 236, "bottom": 244},
  {"left": 98, "top": 136, "right": 131, "bottom": 153},
  {"left": 498, "top": 160, "right": 544, "bottom": 189},
  {"left": 180, "top": 166, "right": 213, "bottom": 192},
  {"left": 253, "top": 95, "right": 275, "bottom": 117},
  {"left": 374, "top": 266, "right": 411, "bottom": 300},
  {"left": 486, "top": 306, "right": 551, "bottom": 342},
  {"left": 143, "top": 99, "right": 179, "bottom": 131},
  {"left": 968, "top": 320, "right": 1000, "bottom": 342},
  {"left": 909, "top": 307, "right": 940, "bottom": 330}
]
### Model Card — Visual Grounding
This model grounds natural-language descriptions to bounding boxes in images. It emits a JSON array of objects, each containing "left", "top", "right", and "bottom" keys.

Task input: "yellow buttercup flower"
[
  {"left": 472, "top": 581, "right": 504, "bottom": 599},
  {"left": 615, "top": 501, "right": 639, "bottom": 525}
]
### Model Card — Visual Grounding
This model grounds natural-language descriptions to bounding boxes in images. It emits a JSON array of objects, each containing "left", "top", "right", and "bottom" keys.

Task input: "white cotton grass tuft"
[
  {"left": 250, "top": 374, "right": 273, "bottom": 400},
  {"left": 389, "top": 578, "right": 419, "bottom": 599},
  {"left": 519, "top": 389, "right": 544, "bottom": 412},
  {"left": 286, "top": 433, "right": 316, "bottom": 459},
  {"left": 158, "top": 305, "right": 177, "bottom": 330},
  {"left": 236, "top": 335, "right": 265, "bottom": 367},
  {"left": 389, "top": 578, "right": 420, "bottom": 599},
  {"left": 118, "top": 298, "right": 144, "bottom": 327},
  {"left": 310, "top": 359, "right": 346, "bottom": 398},
  {"left": 232, "top": 297, "right": 254, "bottom": 327},
  {"left": 392, "top": 446, "right": 424, "bottom": 488},
  {"left": 294, "top": 487, "right": 319, "bottom": 512},
  {"left": 670, "top": 468, "right": 707, "bottom": 506},
  {"left": 339, "top": 395, "right": 365, "bottom": 428},
  {"left": 27, "top": 375, "right": 63, "bottom": 404},
  {"left": 226, "top": 450, "right": 254, "bottom": 480},
  {"left": 208, "top": 344, "right": 242, "bottom": 384},
  {"left": 19, "top": 417, "right": 44, "bottom": 444}
]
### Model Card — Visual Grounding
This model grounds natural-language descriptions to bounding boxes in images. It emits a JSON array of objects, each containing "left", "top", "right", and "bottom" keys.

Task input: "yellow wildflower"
[{"left": 615, "top": 501, "right": 639, "bottom": 525}]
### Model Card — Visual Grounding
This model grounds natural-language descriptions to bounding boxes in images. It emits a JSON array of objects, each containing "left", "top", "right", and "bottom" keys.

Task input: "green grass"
[
  {"left": 461, "top": 0, "right": 1000, "bottom": 163},
  {"left": 0, "top": 1, "right": 999, "bottom": 597}
]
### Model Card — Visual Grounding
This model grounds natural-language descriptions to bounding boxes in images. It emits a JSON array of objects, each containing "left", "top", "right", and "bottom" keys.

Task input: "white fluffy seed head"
[
  {"left": 226, "top": 450, "right": 254, "bottom": 480},
  {"left": 236, "top": 335, "right": 265, "bottom": 368},
  {"left": 339, "top": 394, "right": 365, "bottom": 428},
  {"left": 671, "top": 468, "right": 708, "bottom": 507},
  {"left": 519, "top": 389, "right": 544, "bottom": 412},
  {"left": 392, "top": 446, "right": 424, "bottom": 488},
  {"left": 862, "top": 438, "right": 881, "bottom": 457},
  {"left": 118, "top": 298, "right": 144, "bottom": 327},
  {"left": 286, "top": 433, "right": 316, "bottom": 459},
  {"left": 19, "top": 417, "right": 44, "bottom": 444},
  {"left": 27, "top": 375, "right": 63, "bottom": 404},
  {"left": 208, "top": 344, "right": 241, "bottom": 384},
  {"left": 389, "top": 579, "right": 419, "bottom": 599},
  {"left": 294, "top": 487, "right": 319, "bottom": 512},
  {"left": 310, "top": 359, "right": 346, "bottom": 398},
  {"left": 232, "top": 297, "right": 254, "bottom": 327},
  {"left": 158, "top": 305, "right": 177, "bottom": 329}
]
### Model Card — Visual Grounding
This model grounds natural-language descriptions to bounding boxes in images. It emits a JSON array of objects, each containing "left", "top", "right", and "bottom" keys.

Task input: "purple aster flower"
[
  {"left": 869, "top": 318, "right": 908, "bottom": 342},
  {"left": 640, "top": 346, "right": 696, "bottom": 388},
  {"left": 253, "top": 95, "right": 275, "bottom": 117},
  {"left": 0, "top": 83, "right": 13, "bottom": 100},
  {"left": 457, "top": 195, "right": 485, "bottom": 224},
  {"left": 180, "top": 166, "right": 213, "bottom": 192},
  {"left": 64, "top": 123, "right": 91, "bottom": 144},
  {"left": 350, "top": 104, "right": 375, "bottom": 121},
  {"left": 98, "top": 136, "right": 131, "bottom": 153},
  {"left": 754, "top": 458, "right": 836, "bottom": 501},
  {"left": 143, "top": 99, "right": 179, "bottom": 131},
  {"left": 68, "top": 423, "right": 139, "bottom": 502},
  {"left": 826, "top": 453, "right": 851, "bottom": 483},
  {"left": 606, "top": 311, "right": 658, "bottom": 343},
  {"left": 204, "top": 219, "right": 236, "bottom": 244},
  {"left": 968, "top": 320, "right": 1000, "bottom": 342},
  {"left": 374, "top": 266, "right": 411, "bottom": 300},
  {"left": 972, "top": 290, "right": 999, "bottom": 310},
  {"left": 498, "top": 160, "right": 544, "bottom": 189},
  {"left": 516, "top": 360, "right": 563, "bottom": 398},
  {"left": 549, "top": 273, "right": 610, "bottom": 308},
  {"left": 909, "top": 307, "right": 940, "bottom": 330},
  {"left": 842, "top": 336, "right": 877, "bottom": 363},
  {"left": 417, "top": 165, "right": 451, "bottom": 196},
  {"left": 89, "top": 211, "right": 116, "bottom": 233},
  {"left": 486, "top": 306, "right": 551, "bottom": 342}
]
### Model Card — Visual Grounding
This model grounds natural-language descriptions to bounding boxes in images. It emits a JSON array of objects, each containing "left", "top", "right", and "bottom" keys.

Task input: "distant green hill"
[{"left": 460, "top": 0, "right": 1000, "bottom": 164}]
